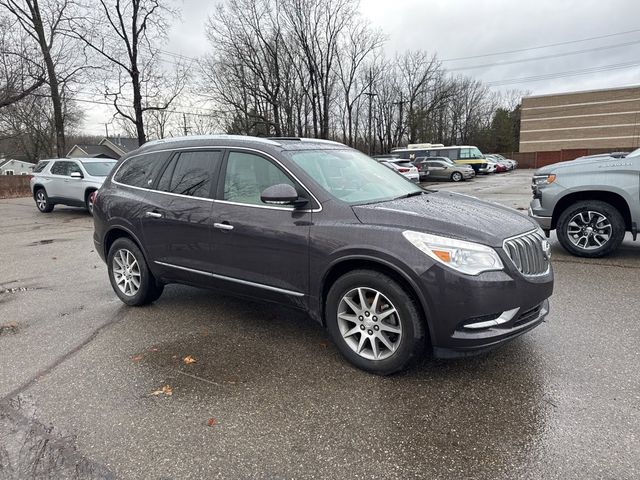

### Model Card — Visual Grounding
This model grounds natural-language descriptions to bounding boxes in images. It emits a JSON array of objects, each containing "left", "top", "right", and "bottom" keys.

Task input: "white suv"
[{"left": 30, "top": 158, "right": 117, "bottom": 215}]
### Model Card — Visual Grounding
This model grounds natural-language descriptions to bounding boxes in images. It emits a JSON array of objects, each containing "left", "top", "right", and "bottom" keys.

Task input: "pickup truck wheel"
[
  {"left": 557, "top": 200, "right": 625, "bottom": 257},
  {"left": 325, "top": 270, "right": 426, "bottom": 375},
  {"left": 34, "top": 188, "right": 54, "bottom": 213}
]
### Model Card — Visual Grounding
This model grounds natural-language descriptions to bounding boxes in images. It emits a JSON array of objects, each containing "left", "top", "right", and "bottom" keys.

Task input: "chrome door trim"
[
  {"left": 213, "top": 222, "right": 234, "bottom": 230},
  {"left": 154, "top": 261, "right": 305, "bottom": 297},
  {"left": 111, "top": 145, "right": 322, "bottom": 213}
]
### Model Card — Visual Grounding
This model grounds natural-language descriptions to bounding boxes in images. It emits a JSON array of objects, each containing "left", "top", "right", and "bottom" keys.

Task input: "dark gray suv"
[{"left": 93, "top": 135, "right": 553, "bottom": 374}]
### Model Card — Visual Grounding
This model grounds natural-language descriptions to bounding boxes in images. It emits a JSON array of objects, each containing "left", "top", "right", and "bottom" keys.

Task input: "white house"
[{"left": 0, "top": 158, "right": 35, "bottom": 175}]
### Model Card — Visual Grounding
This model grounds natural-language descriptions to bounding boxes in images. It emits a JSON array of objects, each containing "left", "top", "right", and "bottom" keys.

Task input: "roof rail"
[
  {"left": 267, "top": 137, "right": 301, "bottom": 141},
  {"left": 299, "top": 138, "right": 344, "bottom": 146},
  {"left": 140, "top": 134, "right": 282, "bottom": 149}
]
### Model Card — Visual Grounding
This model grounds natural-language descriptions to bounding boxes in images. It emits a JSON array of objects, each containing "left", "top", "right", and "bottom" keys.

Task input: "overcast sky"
[{"left": 83, "top": 0, "right": 640, "bottom": 135}]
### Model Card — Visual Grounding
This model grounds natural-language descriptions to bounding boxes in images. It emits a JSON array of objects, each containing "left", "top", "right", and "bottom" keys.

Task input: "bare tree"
[
  {"left": 68, "top": 0, "right": 186, "bottom": 145},
  {"left": 0, "top": 16, "right": 46, "bottom": 108},
  {"left": 0, "top": 0, "right": 76, "bottom": 156}
]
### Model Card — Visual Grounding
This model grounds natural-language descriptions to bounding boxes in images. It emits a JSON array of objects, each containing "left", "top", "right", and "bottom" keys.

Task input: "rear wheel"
[
  {"left": 556, "top": 200, "right": 625, "bottom": 257},
  {"left": 451, "top": 171, "right": 463, "bottom": 182},
  {"left": 85, "top": 190, "right": 96, "bottom": 215},
  {"left": 325, "top": 269, "right": 426, "bottom": 375},
  {"left": 107, "top": 238, "right": 164, "bottom": 306},
  {"left": 34, "top": 188, "right": 54, "bottom": 213}
]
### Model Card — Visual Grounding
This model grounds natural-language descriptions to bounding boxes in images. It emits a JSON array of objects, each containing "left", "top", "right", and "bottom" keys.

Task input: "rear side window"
[
  {"left": 155, "top": 150, "right": 221, "bottom": 198},
  {"left": 114, "top": 153, "right": 165, "bottom": 188},
  {"left": 33, "top": 161, "right": 49, "bottom": 173},
  {"left": 50, "top": 161, "right": 80, "bottom": 176}
]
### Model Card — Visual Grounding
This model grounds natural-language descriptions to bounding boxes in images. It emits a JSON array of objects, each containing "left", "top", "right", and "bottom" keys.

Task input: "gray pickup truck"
[{"left": 529, "top": 149, "right": 639, "bottom": 257}]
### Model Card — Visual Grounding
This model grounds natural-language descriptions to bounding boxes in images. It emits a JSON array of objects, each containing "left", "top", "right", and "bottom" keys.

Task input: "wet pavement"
[{"left": 1, "top": 170, "right": 639, "bottom": 479}]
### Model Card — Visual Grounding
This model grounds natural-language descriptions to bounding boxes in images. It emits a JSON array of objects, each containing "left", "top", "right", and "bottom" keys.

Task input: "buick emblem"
[{"left": 541, "top": 240, "right": 551, "bottom": 260}]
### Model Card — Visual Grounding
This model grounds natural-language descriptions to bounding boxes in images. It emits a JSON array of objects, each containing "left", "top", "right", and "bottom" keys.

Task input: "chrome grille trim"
[{"left": 503, "top": 229, "right": 550, "bottom": 277}]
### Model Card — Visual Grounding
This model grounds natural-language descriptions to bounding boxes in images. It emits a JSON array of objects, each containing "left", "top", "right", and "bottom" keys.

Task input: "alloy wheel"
[
  {"left": 36, "top": 191, "right": 47, "bottom": 211},
  {"left": 112, "top": 249, "right": 141, "bottom": 296},
  {"left": 567, "top": 210, "right": 611, "bottom": 250},
  {"left": 337, "top": 287, "right": 402, "bottom": 361}
]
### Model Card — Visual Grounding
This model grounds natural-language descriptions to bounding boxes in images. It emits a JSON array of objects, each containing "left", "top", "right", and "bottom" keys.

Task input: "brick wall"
[{"left": 0, "top": 176, "right": 32, "bottom": 199}]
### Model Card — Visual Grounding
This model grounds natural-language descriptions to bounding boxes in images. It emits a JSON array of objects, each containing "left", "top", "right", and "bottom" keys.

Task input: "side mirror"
[
  {"left": 260, "top": 183, "right": 307, "bottom": 206},
  {"left": 70, "top": 171, "right": 83, "bottom": 179}
]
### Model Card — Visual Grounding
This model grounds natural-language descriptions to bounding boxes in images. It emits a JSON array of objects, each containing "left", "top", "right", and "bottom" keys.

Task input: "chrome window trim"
[
  {"left": 502, "top": 228, "right": 551, "bottom": 277},
  {"left": 155, "top": 261, "right": 305, "bottom": 297},
  {"left": 111, "top": 145, "right": 322, "bottom": 213}
]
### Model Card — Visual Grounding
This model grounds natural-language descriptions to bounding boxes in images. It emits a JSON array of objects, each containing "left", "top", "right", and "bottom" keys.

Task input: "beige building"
[{"left": 519, "top": 85, "right": 640, "bottom": 153}]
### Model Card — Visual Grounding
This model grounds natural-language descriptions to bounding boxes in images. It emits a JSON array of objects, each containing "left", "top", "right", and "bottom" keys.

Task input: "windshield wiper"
[{"left": 393, "top": 190, "right": 425, "bottom": 200}]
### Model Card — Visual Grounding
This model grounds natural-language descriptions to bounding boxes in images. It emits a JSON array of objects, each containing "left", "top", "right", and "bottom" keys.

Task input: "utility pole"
[
  {"left": 182, "top": 113, "right": 190, "bottom": 136},
  {"left": 104, "top": 123, "right": 109, "bottom": 138},
  {"left": 363, "top": 68, "right": 377, "bottom": 156},
  {"left": 393, "top": 92, "right": 409, "bottom": 145}
]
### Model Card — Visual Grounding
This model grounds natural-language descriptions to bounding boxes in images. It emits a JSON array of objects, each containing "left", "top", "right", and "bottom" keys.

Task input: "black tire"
[
  {"left": 85, "top": 189, "right": 96, "bottom": 216},
  {"left": 107, "top": 237, "right": 164, "bottom": 306},
  {"left": 34, "top": 188, "right": 54, "bottom": 213},
  {"left": 556, "top": 200, "right": 625, "bottom": 258},
  {"left": 325, "top": 269, "right": 426, "bottom": 375},
  {"left": 451, "top": 171, "right": 463, "bottom": 182}
]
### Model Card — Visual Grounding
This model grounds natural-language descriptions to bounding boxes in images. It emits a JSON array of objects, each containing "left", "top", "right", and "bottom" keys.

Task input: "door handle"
[
  {"left": 214, "top": 222, "right": 234, "bottom": 231},
  {"left": 145, "top": 211, "right": 163, "bottom": 218}
]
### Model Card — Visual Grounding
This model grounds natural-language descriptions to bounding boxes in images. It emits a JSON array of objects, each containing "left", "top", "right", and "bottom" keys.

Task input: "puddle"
[
  {"left": 0, "top": 396, "right": 115, "bottom": 479},
  {"left": 0, "top": 322, "right": 19, "bottom": 336},
  {"left": 27, "top": 238, "right": 69, "bottom": 246}
]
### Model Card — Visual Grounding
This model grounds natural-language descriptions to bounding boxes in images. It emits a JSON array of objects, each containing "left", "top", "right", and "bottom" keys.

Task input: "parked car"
[
  {"left": 485, "top": 157, "right": 508, "bottom": 173},
  {"left": 93, "top": 135, "right": 553, "bottom": 375},
  {"left": 416, "top": 158, "right": 475, "bottom": 182},
  {"left": 491, "top": 154, "right": 517, "bottom": 170},
  {"left": 478, "top": 161, "right": 497, "bottom": 174},
  {"left": 391, "top": 144, "right": 488, "bottom": 174},
  {"left": 30, "top": 158, "right": 117, "bottom": 215},
  {"left": 530, "top": 148, "right": 640, "bottom": 257},
  {"left": 378, "top": 159, "right": 420, "bottom": 182},
  {"left": 486, "top": 154, "right": 513, "bottom": 171}
]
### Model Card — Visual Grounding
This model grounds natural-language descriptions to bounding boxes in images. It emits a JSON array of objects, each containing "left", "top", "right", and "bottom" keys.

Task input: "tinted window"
[
  {"left": 82, "top": 161, "right": 116, "bottom": 176},
  {"left": 114, "top": 153, "right": 165, "bottom": 188},
  {"left": 50, "top": 161, "right": 79, "bottom": 176},
  {"left": 33, "top": 161, "right": 49, "bottom": 173},
  {"left": 224, "top": 151, "right": 295, "bottom": 205},
  {"left": 156, "top": 151, "right": 221, "bottom": 198}
]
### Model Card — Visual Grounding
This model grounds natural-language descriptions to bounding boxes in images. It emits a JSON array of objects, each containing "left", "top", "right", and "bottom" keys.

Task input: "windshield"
[
  {"left": 627, "top": 147, "right": 640, "bottom": 158},
  {"left": 82, "top": 161, "right": 116, "bottom": 176},
  {"left": 288, "top": 149, "right": 422, "bottom": 205}
]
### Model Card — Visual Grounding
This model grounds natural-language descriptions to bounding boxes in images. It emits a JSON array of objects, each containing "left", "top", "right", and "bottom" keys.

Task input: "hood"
[
  {"left": 352, "top": 191, "right": 537, "bottom": 247},
  {"left": 535, "top": 154, "right": 630, "bottom": 174}
]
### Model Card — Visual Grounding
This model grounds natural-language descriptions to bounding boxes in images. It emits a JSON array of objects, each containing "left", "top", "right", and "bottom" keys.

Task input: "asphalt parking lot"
[{"left": 1, "top": 169, "right": 639, "bottom": 479}]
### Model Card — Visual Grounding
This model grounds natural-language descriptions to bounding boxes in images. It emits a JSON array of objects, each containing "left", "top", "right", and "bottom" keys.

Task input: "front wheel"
[
  {"left": 556, "top": 200, "right": 625, "bottom": 257},
  {"left": 325, "top": 270, "right": 426, "bottom": 375},
  {"left": 451, "top": 171, "right": 463, "bottom": 182},
  {"left": 107, "top": 238, "right": 164, "bottom": 306}
]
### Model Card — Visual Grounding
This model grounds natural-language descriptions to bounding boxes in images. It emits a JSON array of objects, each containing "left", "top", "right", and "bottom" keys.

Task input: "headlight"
[
  {"left": 402, "top": 231, "right": 504, "bottom": 275},
  {"left": 532, "top": 174, "right": 556, "bottom": 186}
]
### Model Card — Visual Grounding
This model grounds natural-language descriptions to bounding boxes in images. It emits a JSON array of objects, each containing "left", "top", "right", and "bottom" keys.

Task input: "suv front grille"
[{"left": 503, "top": 230, "right": 550, "bottom": 276}]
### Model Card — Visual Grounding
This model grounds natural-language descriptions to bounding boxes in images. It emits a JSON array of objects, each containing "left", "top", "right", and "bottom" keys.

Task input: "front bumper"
[
  {"left": 417, "top": 258, "right": 553, "bottom": 357},
  {"left": 462, "top": 170, "right": 475, "bottom": 179},
  {"left": 529, "top": 198, "right": 552, "bottom": 230}
]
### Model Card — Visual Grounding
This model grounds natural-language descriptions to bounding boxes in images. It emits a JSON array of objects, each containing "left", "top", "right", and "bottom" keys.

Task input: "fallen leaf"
[
  {"left": 319, "top": 341, "right": 328, "bottom": 348},
  {"left": 151, "top": 385, "right": 173, "bottom": 396},
  {"left": 206, "top": 418, "right": 217, "bottom": 427},
  {"left": 183, "top": 355, "right": 196, "bottom": 365},
  {"left": 131, "top": 354, "right": 144, "bottom": 362},
  {"left": 150, "top": 347, "right": 159, "bottom": 352}
]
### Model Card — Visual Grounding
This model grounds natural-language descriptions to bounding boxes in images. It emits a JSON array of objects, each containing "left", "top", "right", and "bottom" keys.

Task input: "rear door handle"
[
  {"left": 145, "top": 211, "right": 163, "bottom": 218},
  {"left": 214, "top": 222, "right": 234, "bottom": 231}
]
